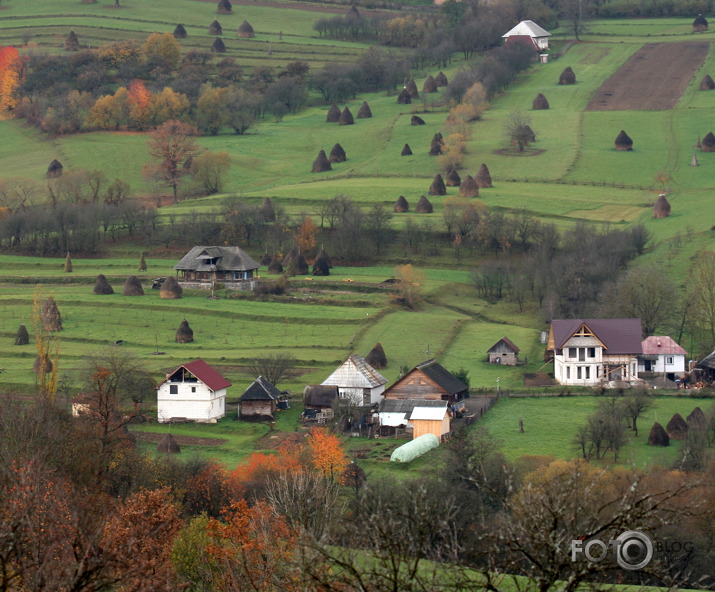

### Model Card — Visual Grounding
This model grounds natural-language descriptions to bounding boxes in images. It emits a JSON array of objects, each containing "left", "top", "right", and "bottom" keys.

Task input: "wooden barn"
[
  {"left": 411, "top": 405, "right": 451, "bottom": 441},
  {"left": 303, "top": 385, "right": 339, "bottom": 410},
  {"left": 487, "top": 337, "right": 520, "bottom": 365},
  {"left": 321, "top": 354, "right": 388, "bottom": 406},
  {"left": 239, "top": 375, "right": 281, "bottom": 420},
  {"left": 157, "top": 359, "right": 230, "bottom": 423},
  {"left": 174, "top": 246, "right": 260, "bottom": 290},
  {"left": 383, "top": 359, "right": 468, "bottom": 404}
]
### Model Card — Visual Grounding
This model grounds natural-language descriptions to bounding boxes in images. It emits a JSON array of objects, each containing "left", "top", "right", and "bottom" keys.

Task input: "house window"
[
  {"left": 665, "top": 356, "right": 674, "bottom": 365},
  {"left": 585, "top": 367, "right": 590, "bottom": 379},
  {"left": 363, "top": 390, "right": 371, "bottom": 405},
  {"left": 191, "top": 386, "right": 196, "bottom": 393},
  {"left": 169, "top": 385, "right": 178, "bottom": 395},
  {"left": 566, "top": 367, "right": 570, "bottom": 379},
  {"left": 569, "top": 348, "right": 577, "bottom": 358},
  {"left": 596, "top": 366, "right": 600, "bottom": 377},
  {"left": 579, "top": 348, "right": 585, "bottom": 361},
  {"left": 577, "top": 367, "right": 582, "bottom": 379},
  {"left": 588, "top": 348, "right": 596, "bottom": 358}
]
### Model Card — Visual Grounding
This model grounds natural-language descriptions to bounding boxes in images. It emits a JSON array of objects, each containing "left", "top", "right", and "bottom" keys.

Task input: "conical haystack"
[
  {"left": 666, "top": 413, "right": 688, "bottom": 440},
  {"left": 460, "top": 175, "right": 479, "bottom": 198},
  {"left": 445, "top": 169, "right": 461, "bottom": 187},
  {"left": 64, "top": 252, "right": 72, "bottom": 273},
  {"left": 217, "top": 0, "right": 232, "bottom": 14},
  {"left": 329, "top": 143, "right": 347, "bottom": 163},
  {"left": 415, "top": 195, "right": 433, "bottom": 213},
  {"left": 357, "top": 101, "right": 372, "bottom": 118},
  {"left": 312, "top": 150, "right": 332, "bottom": 172},
  {"left": 401, "top": 143, "right": 413, "bottom": 156},
  {"left": 157, "top": 433, "right": 181, "bottom": 453},
  {"left": 429, "top": 139, "right": 443, "bottom": 156},
  {"left": 346, "top": 5, "right": 360, "bottom": 19},
  {"left": 65, "top": 31, "right": 80, "bottom": 51},
  {"left": 139, "top": 252, "right": 147, "bottom": 271},
  {"left": 532, "top": 93, "right": 549, "bottom": 110},
  {"left": 559, "top": 66, "right": 576, "bottom": 85},
  {"left": 260, "top": 197, "right": 275, "bottom": 221},
  {"left": 209, "top": 20, "right": 223, "bottom": 36},
  {"left": 312, "top": 252, "right": 330, "bottom": 276},
  {"left": 394, "top": 195, "right": 409, "bottom": 212},
  {"left": 176, "top": 319, "right": 194, "bottom": 343},
  {"left": 524, "top": 125, "right": 536, "bottom": 143},
  {"left": 42, "top": 297, "right": 62, "bottom": 331},
  {"left": 173, "top": 24, "right": 187, "bottom": 39},
  {"left": 286, "top": 253, "right": 309, "bottom": 276},
  {"left": 435, "top": 71, "right": 448, "bottom": 87},
  {"left": 34, "top": 355, "right": 53, "bottom": 374},
  {"left": 93, "top": 274, "right": 114, "bottom": 295},
  {"left": 15, "top": 324, "right": 30, "bottom": 346},
  {"left": 405, "top": 80, "right": 419, "bottom": 98},
  {"left": 687, "top": 406, "right": 707, "bottom": 429},
  {"left": 315, "top": 248, "right": 332, "bottom": 268},
  {"left": 326, "top": 104, "right": 341, "bottom": 122},
  {"left": 47, "top": 159, "right": 63, "bottom": 178},
  {"left": 211, "top": 37, "right": 226, "bottom": 53},
  {"left": 365, "top": 342, "right": 387, "bottom": 369},
  {"left": 267, "top": 259, "right": 284, "bottom": 274},
  {"left": 411, "top": 115, "right": 425, "bottom": 125},
  {"left": 123, "top": 275, "right": 144, "bottom": 296},
  {"left": 701, "top": 131, "right": 715, "bottom": 152},
  {"left": 160, "top": 276, "right": 183, "bottom": 299},
  {"left": 614, "top": 130, "right": 633, "bottom": 151},
  {"left": 693, "top": 13, "right": 708, "bottom": 32},
  {"left": 238, "top": 20, "right": 255, "bottom": 38},
  {"left": 648, "top": 422, "right": 670, "bottom": 446},
  {"left": 397, "top": 89, "right": 411, "bottom": 104},
  {"left": 423, "top": 76, "right": 438, "bottom": 93},
  {"left": 428, "top": 174, "right": 447, "bottom": 196},
  {"left": 339, "top": 106, "right": 354, "bottom": 125},
  {"left": 700, "top": 74, "right": 715, "bottom": 90},
  {"left": 259, "top": 253, "right": 272, "bottom": 266},
  {"left": 653, "top": 194, "right": 671, "bottom": 219},
  {"left": 476, "top": 163, "right": 493, "bottom": 188}
]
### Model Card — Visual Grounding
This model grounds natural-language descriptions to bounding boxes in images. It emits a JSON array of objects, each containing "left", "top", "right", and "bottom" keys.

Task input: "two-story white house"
[
  {"left": 157, "top": 359, "right": 231, "bottom": 423},
  {"left": 321, "top": 354, "right": 388, "bottom": 406},
  {"left": 638, "top": 336, "right": 687, "bottom": 382},
  {"left": 547, "top": 319, "right": 643, "bottom": 386}
]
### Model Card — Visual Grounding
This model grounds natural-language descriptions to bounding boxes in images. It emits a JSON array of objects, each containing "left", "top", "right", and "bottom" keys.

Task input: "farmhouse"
[
  {"left": 239, "top": 375, "right": 282, "bottom": 420},
  {"left": 502, "top": 20, "right": 551, "bottom": 50},
  {"left": 321, "top": 354, "right": 388, "bottom": 406},
  {"left": 638, "top": 336, "right": 687, "bottom": 382},
  {"left": 487, "top": 337, "right": 520, "bottom": 365},
  {"left": 157, "top": 359, "right": 231, "bottom": 423},
  {"left": 547, "top": 319, "right": 643, "bottom": 386},
  {"left": 174, "top": 246, "right": 260, "bottom": 290},
  {"left": 383, "top": 359, "right": 468, "bottom": 404}
]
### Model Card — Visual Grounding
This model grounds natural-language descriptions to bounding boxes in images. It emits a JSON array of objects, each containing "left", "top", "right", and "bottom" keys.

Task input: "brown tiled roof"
[
  {"left": 551, "top": 319, "right": 643, "bottom": 354},
  {"left": 641, "top": 336, "right": 687, "bottom": 356},
  {"left": 487, "top": 336, "right": 520, "bottom": 354}
]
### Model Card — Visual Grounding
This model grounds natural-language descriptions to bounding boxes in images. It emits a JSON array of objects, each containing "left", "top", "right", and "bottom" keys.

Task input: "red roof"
[
  {"left": 157, "top": 359, "right": 231, "bottom": 391},
  {"left": 551, "top": 319, "right": 643, "bottom": 354},
  {"left": 641, "top": 336, "right": 687, "bottom": 356}
]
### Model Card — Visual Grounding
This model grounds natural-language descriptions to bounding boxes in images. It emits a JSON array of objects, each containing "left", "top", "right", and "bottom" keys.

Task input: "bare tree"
[
  {"left": 146, "top": 120, "right": 202, "bottom": 203},
  {"left": 248, "top": 352, "right": 296, "bottom": 387},
  {"left": 621, "top": 390, "right": 654, "bottom": 436},
  {"left": 503, "top": 110, "right": 534, "bottom": 152}
]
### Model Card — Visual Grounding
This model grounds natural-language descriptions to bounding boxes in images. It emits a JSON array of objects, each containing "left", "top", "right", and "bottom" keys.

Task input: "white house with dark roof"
[
  {"left": 157, "top": 359, "right": 231, "bottom": 423},
  {"left": 547, "top": 319, "right": 643, "bottom": 386},
  {"left": 638, "top": 336, "right": 687, "bottom": 380},
  {"left": 321, "top": 354, "right": 388, "bottom": 406},
  {"left": 502, "top": 20, "right": 551, "bottom": 50},
  {"left": 174, "top": 246, "right": 260, "bottom": 290}
]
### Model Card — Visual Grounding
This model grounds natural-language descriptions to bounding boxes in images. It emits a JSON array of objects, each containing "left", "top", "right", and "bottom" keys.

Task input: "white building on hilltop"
[{"left": 502, "top": 20, "right": 552, "bottom": 50}]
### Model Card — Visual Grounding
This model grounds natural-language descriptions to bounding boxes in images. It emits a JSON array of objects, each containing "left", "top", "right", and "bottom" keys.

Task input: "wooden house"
[
  {"left": 411, "top": 405, "right": 451, "bottom": 441},
  {"left": 487, "top": 337, "right": 520, "bottom": 365},
  {"left": 547, "top": 319, "right": 643, "bottom": 386},
  {"left": 502, "top": 20, "right": 551, "bottom": 50},
  {"left": 383, "top": 359, "right": 468, "bottom": 405},
  {"left": 157, "top": 359, "right": 230, "bottom": 423},
  {"left": 239, "top": 375, "right": 281, "bottom": 420},
  {"left": 321, "top": 355, "right": 388, "bottom": 406},
  {"left": 638, "top": 336, "right": 687, "bottom": 382},
  {"left": 376, "top": 398, "right": 448, "bottom": 434},
  {"left": 174, "top": 246, "right": 260, "bottom": 290}
]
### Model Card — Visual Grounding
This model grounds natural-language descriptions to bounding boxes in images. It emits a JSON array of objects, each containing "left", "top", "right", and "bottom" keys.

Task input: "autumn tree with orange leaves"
[
  {"left": 146, "top": 119, "right": 201, "bottom": 202},
  {"left": 307, "top": 428, "right": 348, "bottom": 482},
  {"left": 127, "top": 79, "right": 152, "bottom": 130},
  {"left": 294, "top": 216, "right": 318, "bottom": 255},
  {"left": 0, "top": 46, "right": 21, "bottom": 112}
]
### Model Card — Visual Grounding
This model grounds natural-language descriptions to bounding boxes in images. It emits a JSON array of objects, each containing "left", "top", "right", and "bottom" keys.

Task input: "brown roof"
[
  {"left": 487, "top": 336, "right": 520, "bottom": 354},
  {"left": 551, "top": 319, "right": 643, "bottom": 354},
  {"left": 641, "top": 336, "right": 687, "bottom": 356}
]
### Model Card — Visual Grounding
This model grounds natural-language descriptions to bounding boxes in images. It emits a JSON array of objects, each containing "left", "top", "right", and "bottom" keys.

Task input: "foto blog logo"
[{"left": 571, "top": 531, "right": 653, "bottom": 571}]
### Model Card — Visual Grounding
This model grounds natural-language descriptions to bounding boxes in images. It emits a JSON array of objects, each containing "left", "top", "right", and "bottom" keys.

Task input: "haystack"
[
  {"left": 405, "top": 80, "right": 419, "bottom": 98},
  {"left": 365, "top": 342, "right": 387, "bottom": 369},
  {"left": 138, "top": 252, "right": 147, "bottom": 271},
  {"left": 524, "top": 125, "right": 536, "bottom": 143},
  {"left": 15, "top": 324, "right": 29, "bottom": 346},
  {"left": 347, "top": 5, "right": 360, "bottom": 19},
  {"left": 315, "top": 248, "right": 332, "bottom": 267},
  {"left": 211, "top": 37, "right": 226, "bottom": 53},
  {"left": 653, "top": 194, "right": 671, "bottom": 219},
  {"left": 34, "top": 355, "right": 53, "bottom": 374},
  {"left": 65, "top": 31, "right": 80, "bottom": 51},
  {"left": 666, "top": 413, "right": 688, "bottom": 440},
  {"left": 217, "top": 0, "right": 232, "bottom": 14},
  {"left": 687, "top": 406, "right": 706, "bottom": 429},
  {"left": 693, "top": 14, "right": 708, "bottom": 32},
  {"left": 700, "top": 74, "right": 715, "bottom": 90},
  {"left": 286, "top": 253, "right": 309, "bottom": 276},
  {"left": 157, "top": 433, "right": 181, "bottom": 454},
  {"left": 394, "top": 195, "right": 409, "bottom": 212},
  {"left": 329, "top": 143, "right": 347, "bottom": 163},
  {"left": 93, "top": 274, "right": 114, "bottom": 295},
  {"left": 428, "top": 174, "right": 447, "bottom": 196},
  {"left": 445, "top": 169, "right": 461, "bottom": 187},
  {"left": 342, "top": 461, "right": 366, "bottom": 489},
  {"left": 339, "top": 106, "right": 354, "bottom": 125},
  {"left": 312, "top": 251, "right": 330, "bottom": 276},
  {"left": 459, "top": 175, "right": 479, "bottom": 197},
  {"left": 532, "top": 93, "right": 549, "bottom": 110},
  {"left": 423, "top": 76, "right": 438, "bottom": 93},
  {"left": 160, "top": 276, "right": 183, "bottom": 299},
  {"left": 476, "top": 163, "right": 493, "bottom": 188},
  {"left": 47, "top": 160, "right": 64, "bottom": 178},
  {"left": 357, "top": 101, "right": 372, "bottom": 118},
  {"left": 42, "top": 297, "right": 62, "bottom": 331},
  {"left": 259, "top": 253, "right": 273, "bottom": 266},
  {"left": 267, "top": 259, "right": 284, "bottom": 274},
  {"left": 429, "top": 138, "right": 443, "bottom": 156},
  {"left": 173, "top": 24, "right": 187, "bottom": 39},
  {"left": 326, "top": 104, "right": 341, "bottom": 122},
  {"left": 647, "top": 422, "right": 670, "bottom": 446},
  {"left": 411, "top": 115, "right": 425, "bottom": 125},
  {"left": 401, "top": 143, "right": 413, "bottom": 156},
  {"left": 176, "top": 319, "right": 194, "bottom": 343},
  {"left": 701, "top": 132, "right": 715, "bottom": 152},
  {"left": 415, "top": 195, "right": 433, "bottom": 213},
  {"left": 209, "top": 20, "right": 223, "bottom": 35},
  {"left": 614, "top": 130, "right": 633, "bottom": 151},
  {"left": 435, "top": 71, "right": 448, "bottom": 87},
  {"left": 397, "top": 89, "right": 411, "bottom": 104},
  {"left": 238, "top": 20, "right": 255, "bottom": 38},
  {"left": 559, "top": 66, "right": 576, "bottom": 85},
  {"left": 64, "top": 252, "right": 72, "bottom": 273},
  {"left": 312, "top": 150, "right": 332, "bottom": 172},
  {"left": 696, "top": 134, "right": 702, "bottom": 148},
  {"left": 123, "top": 275, "right": 144, "bottom": 296},
  {"left": 260, "top": 197, "right": 275, "bottom": 221}
]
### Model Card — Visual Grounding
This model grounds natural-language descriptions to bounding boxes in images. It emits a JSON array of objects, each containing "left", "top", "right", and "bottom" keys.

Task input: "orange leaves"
[
  {"left": 295, "top": 216, "right": 318, "bottom": 254},
  {"left": 307, "top": 428, "right": 349, "bottom": 482},
  {"left": 0, "top": 46, "right": 21, "bottom": 112},
  {"left": 128, "top": 79, "right": 152, "bottom": 130}
]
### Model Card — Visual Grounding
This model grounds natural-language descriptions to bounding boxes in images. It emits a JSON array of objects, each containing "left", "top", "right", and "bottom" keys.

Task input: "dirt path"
[{"left": 586, "top": 41, "right": 709, "bottom": 111}]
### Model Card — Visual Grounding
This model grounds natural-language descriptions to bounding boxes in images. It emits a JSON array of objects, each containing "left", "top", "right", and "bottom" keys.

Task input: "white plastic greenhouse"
[{"left": 390, "top": 433, "right": 439, "bottom": 462}]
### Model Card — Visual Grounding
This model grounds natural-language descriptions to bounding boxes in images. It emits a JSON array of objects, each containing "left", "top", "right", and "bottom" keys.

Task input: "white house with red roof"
[
  {"left": 638, "top": 336, "right": 687, "bottom": 380},
  {"left": 157, "top": 359, "right": 231, "bottom": 423}
]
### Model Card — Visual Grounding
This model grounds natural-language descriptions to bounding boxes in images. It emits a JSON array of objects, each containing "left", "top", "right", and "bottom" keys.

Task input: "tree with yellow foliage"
[
  {"left": 142, "top": 32, "right": 181, "bottom": 71},
  {"left": 32, "top": 289, "right": 60, "bottom": 405},
  {"left": 392, "top": 263, "right": 425, "bottom": 309}
]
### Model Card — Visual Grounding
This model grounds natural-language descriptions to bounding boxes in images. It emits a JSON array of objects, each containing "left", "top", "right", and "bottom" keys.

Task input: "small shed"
[
  {"left": 410, "top": 406, "right": 451, "bottom": 440},
  {"left": 303, "top": 384, "right": 339, "bottom": 410},
  {"left": 487, "top": 337, "right": 520, "bottom": 365},
  {"left": 239, "top": 375, "right": 281, "bottom": 420},
  {"left": 377, "top": 398, "right": 447, "bottom": 430}
]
